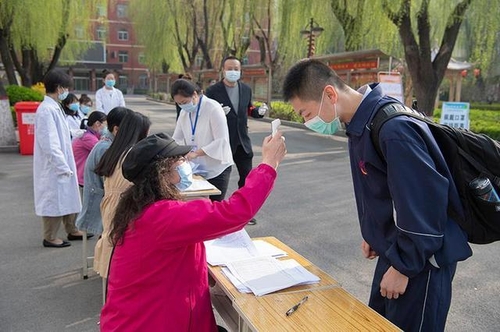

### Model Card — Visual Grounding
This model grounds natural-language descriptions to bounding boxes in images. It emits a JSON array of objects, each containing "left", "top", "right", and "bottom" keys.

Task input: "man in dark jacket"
[
  {"left": 282, "top": 59, "right": 472, "bottom": 332},
  {"left": 205, "top": 56, "right": 266, "bottom": 225}
]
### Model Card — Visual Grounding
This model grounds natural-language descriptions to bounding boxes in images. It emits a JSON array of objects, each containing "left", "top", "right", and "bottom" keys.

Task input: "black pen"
[{"left": 285, "top": 295, "right": 309, "bottom": 316}]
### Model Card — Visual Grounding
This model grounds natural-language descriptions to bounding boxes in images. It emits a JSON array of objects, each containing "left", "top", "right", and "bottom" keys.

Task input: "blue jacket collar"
[{"left": 345, "top": 83, "right": 385, "bottom": 137}]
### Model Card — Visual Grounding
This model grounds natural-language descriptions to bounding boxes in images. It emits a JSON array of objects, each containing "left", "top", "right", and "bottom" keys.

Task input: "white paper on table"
[
  {"left": 181, "top": 177, "right": 218, "bottom": 192},
  {"left": 225, "top": 257, "right": 320, "bottom": 296},
  {"left": 205, "top": 230, "right": 259, "bottom": 266},
  {"left": 221, "top": 267, "right": 252, "bottom": 293},
  {"left": 252, "top": 240, "right": 287, "bottom": 258},
  {"left": 205, "top": 231, "right": 288, "bottom": 266}
]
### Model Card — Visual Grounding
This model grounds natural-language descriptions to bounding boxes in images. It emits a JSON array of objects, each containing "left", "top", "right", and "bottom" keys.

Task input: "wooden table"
[{"left": 209, "top": 237, "right": 401, "bottom": 332}]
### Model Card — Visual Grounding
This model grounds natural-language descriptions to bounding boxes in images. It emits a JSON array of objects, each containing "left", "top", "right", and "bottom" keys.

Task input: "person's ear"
[
  {"left": 112, "top": 126, "right": 119, "bottom": 135},
  {"left": 324, "top": 85, "right": 338, "bottom": 104}
]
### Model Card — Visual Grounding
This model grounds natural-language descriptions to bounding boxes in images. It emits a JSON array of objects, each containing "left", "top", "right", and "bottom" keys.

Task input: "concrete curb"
[{"left": 0, "top": 145, "right": 19, "bottom": 153}]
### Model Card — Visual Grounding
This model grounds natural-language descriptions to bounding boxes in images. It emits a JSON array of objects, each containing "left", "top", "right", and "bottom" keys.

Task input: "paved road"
[{"left": 0, "top": 95, "right": 498, "bottom": 331}]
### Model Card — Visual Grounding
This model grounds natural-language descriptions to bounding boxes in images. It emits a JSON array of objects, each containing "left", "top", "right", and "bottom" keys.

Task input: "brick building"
[{"left": 61, "top": 0, "right": 149, "bottom": 94}]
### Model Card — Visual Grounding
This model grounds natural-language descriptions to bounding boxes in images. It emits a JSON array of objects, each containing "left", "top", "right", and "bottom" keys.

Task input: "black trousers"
[
  {"left": 207, "top": 166, "right": 232, "bottom": 202},
  {"left": 233, "top": 145, "right": 253, "bottom": 188},
  {"left": 369, "top": 258, "right": 456, "bottom": 332}
]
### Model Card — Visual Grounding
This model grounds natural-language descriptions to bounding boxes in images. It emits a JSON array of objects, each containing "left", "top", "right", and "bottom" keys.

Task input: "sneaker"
[{"left": 247, "top": 218, "right": 257, "bottom": 225}]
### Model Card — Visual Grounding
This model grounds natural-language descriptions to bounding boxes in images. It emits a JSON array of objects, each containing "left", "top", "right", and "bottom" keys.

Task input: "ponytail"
[{"left": 80, "top": 118, "right": 89, "bottom": 130}]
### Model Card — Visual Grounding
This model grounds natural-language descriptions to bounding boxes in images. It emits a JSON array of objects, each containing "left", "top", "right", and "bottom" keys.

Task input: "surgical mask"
[
  {"left": 58, "top": 89, "right": 69, "bottom": 101},
  {"left": 304, "top": 92, "right": 341, "bottom": 135},
  {"left": 69, "top": 103, "right": 80, "bottom": 112},
  {"left": 81, "top": 105, "right": 91, "bottom": 115},
  {"left": 175, "top": 162, "right": 193, "bottom": 191},
  {"left": 225, "top": 70, "right": 241, "bottom": 83},
  {"left": 179, "top": 100, "right": 197, "bottom": 113},
  {"left": 105, "top": 79, "right": 116, "bottom": 88},
  {"left": 100, "top": 126, "right": 109, "bottom": 137}
]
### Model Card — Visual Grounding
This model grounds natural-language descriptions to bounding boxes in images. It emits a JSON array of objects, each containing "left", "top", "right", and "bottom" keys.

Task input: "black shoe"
[
  {"left": 43, "top": 239, "right": 71, "bottom": 248},
  {"left": 247, "top": 218, "right": 257, "bottom": 225},
  {"left": 67, "top": 233, "right": 95, "bottom": 241}
]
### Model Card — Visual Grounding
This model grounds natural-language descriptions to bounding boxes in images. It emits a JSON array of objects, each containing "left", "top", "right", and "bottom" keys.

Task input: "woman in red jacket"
[{"left": 100, "top": 132, "right": 286, "bottom": 331}]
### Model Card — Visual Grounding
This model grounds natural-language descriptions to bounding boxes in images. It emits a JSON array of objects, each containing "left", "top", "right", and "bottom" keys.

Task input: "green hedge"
[
  {"left": 434, "top": 109, "right": 500, "bottom": 140},
  {"left": 6, "top": 85, "right": 44, "bottom": 106},
  {"left": 254, "top": 101, "right": 303, "bottom": 123}
]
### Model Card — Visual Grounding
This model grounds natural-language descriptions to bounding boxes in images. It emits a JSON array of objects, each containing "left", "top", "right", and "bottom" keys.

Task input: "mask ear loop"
[{"left": 317, "top": 91, "right": 325, "bottom": 118}]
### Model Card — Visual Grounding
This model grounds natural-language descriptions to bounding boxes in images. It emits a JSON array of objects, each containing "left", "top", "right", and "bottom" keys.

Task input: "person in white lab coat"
[
  {"left": 62, "top": 92, "right": 85, "bottom": 139},
  {"left": 95, "top": 70, "right": 126, "bottom": 115},
  {"left": 33, "top": 69, "right": 88, "bottom": 248}
]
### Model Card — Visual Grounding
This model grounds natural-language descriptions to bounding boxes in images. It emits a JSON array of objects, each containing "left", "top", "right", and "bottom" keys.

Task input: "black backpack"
[{"left": 370, "top": 103, "right": 500, "bottom": 244}]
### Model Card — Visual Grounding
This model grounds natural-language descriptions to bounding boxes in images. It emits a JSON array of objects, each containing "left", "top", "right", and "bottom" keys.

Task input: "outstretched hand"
[{"left": 261, "top": 131, "right": 287, "bottom": 169}]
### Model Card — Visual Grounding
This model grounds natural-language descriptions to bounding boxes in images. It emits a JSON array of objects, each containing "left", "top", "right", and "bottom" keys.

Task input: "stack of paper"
[
  {"left": 182, "top": 177, "right": 218, "bottom": 192},
  {"left": 205, "top": 230, "right": 320, "bottom": 296},
  {"left": 224, "top": 256, "right": 320, "bottom": 296},
  {"left": 205, "top": 230, "right": 286, "bottom": 266}
]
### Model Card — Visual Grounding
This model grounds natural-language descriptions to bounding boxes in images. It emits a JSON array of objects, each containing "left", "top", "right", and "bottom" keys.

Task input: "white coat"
[
  {"left": 173, "top": 96, "right": 234, "bottom": 179},
  {"left": 33, "top": 96, "right": 82, "bottom": 216},
  {"left": 95, "top": 86, "right": 126, "bottom": 115}
]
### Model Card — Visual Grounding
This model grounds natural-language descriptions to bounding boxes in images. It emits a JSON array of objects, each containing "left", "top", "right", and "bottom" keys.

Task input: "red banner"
[{"left": 329, "top": 60, "right": 378, "bottom": 71}]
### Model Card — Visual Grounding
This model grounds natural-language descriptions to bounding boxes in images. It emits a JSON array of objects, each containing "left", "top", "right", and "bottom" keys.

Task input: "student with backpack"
[{"left": 283, "top": 59, "right": 473, "bottom": 332}]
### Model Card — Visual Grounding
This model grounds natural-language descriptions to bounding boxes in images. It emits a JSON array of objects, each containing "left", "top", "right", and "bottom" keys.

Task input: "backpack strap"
[{"left": 370, "top": 103, "right": 426, "bottom": 160}]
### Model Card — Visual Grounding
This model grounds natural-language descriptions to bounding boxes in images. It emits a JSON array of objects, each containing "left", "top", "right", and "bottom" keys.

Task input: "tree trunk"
[
  {"left": 0, "top": 30, "right": 18, "bottom": 85},
  {"left": 386, "top": 0, "right": 471, "bottom": 116},
  {"left": 0, "top": 81, "right": 17, "bottom": 147}
]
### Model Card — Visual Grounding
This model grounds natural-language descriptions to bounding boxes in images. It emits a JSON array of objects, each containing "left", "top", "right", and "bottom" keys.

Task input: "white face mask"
[
  {"left": 225, "top": 70, "right": 241, "bottom": 83},
  {"left": 304, "top": 91, "right": 341, "bottom": 135}
]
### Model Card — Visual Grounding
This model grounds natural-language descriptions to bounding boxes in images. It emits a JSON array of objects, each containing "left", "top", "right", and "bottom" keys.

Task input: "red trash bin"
[{"left": 15, "top": 101, "right": 40, "bottom": 155}]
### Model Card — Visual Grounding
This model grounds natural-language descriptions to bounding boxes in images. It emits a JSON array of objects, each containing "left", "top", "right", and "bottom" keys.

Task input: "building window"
[
  {"left": 118, "top": 29, "right": 129, "bottom": 41},
  {"left": 97, "top": 4, "right": 107, "bottom": 17},
  {"left": 119, "top": 75, "right": 128, "bottom": 88},
  {"left": 118, "top": 51, "right": 128, "bottom": 63},
  {"left": 139, "top": 74, "right": 148, "bottom": 89},
  {"left": 138, "top": 53, "right": 146, "bottom": 65},
  {"left": 74, "top": 26, "right": 84, "bottom": 39},
  {"left": 195, "top": 55, "right": 203, "bottom": 68},
  {"left": 117, "top": 4, "right": 128, "bottom": 18},
  {"left": 96, "top": 26, "right": 106, "bottom": 40}
]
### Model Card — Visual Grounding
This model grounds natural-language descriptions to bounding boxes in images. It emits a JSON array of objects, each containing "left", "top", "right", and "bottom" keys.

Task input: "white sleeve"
[
  {"left": 119, "top": 90, "right": 126, "bottom": 107},
  {"left": 201, "top": 103, "right": 231, "bottom": 162},
  {"left": 172, "top": 117, "right": 187, "bottom": 145},
  {"left": 36, "top": 108, "right": 71, "bottom": 175},
  {"left": 95, "top": 89, "right": 104, "bottom": 112}
]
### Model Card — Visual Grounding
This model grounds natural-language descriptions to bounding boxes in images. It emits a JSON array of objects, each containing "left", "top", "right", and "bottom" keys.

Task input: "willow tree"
[
  {"left": 276, "top": 1, "right": 346, "bottom": 67},
  {"left": 219, "top": 0, "right": 256, "bottom": 61},
  {"left": 326, "top": 0, "right": 498, "bottom": 116},
  {"left": 130, "top": 0, "right": 264, "bottom": 72},
  {"left": 0, "top": 0, "right": 105, "bottom": 86}
]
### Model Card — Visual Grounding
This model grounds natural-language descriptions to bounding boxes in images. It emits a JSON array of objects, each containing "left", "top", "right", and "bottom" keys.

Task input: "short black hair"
[
  {"left": 170, "top": 79, "right": 200, "bottom": 99},
  {"left": 282, "top": 59, "right": 348, "bottom": 102},
  {"left": 222, "top": 56, "right": 240, "bottom": 68},
  {"left": 43, "top": 69, "right": 72, "bottom": 93},
  {"left": 102, "top": 69, "right": 117, "bottom": 79},
  {"left": 80, "top": 111, "right": 107, "bottom": 129}
]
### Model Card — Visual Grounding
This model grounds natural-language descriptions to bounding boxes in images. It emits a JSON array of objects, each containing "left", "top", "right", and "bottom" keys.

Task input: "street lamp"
[{"left": 300, "top": 18, "right": 324, "bottom": 58}]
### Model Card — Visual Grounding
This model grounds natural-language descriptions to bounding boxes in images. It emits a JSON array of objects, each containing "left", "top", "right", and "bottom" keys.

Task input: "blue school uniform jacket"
[{"left": 346, "top": 84, "right": 472, "bottom": 278}]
